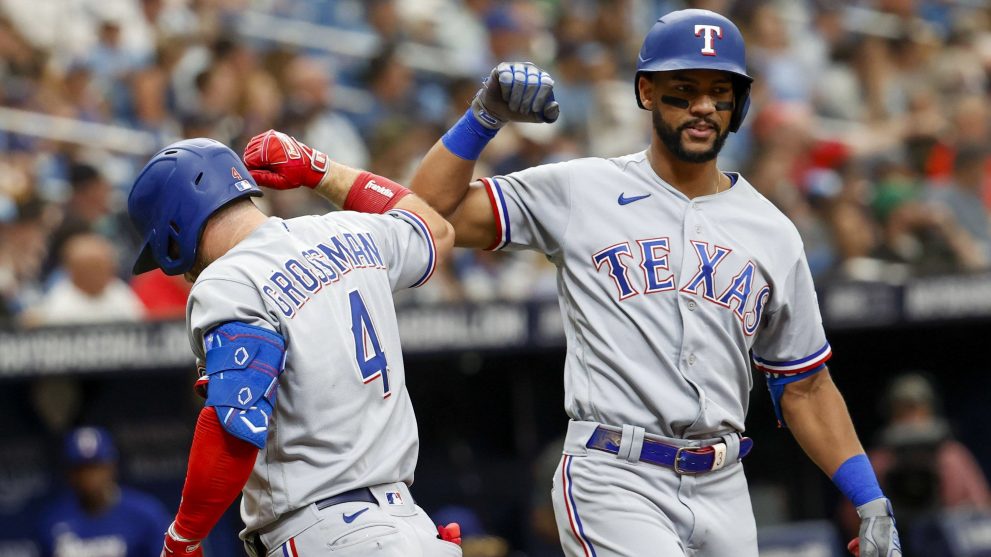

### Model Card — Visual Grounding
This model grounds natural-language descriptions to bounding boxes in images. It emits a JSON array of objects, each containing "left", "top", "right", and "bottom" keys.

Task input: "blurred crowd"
[{"left": 2, "top": 0, "right": 991, "bottom": 327}]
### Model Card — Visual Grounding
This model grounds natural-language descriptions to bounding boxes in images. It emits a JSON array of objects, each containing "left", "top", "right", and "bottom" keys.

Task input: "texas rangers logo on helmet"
[{"left": 694, "top": 24, "right": 722, "bottom": 56}]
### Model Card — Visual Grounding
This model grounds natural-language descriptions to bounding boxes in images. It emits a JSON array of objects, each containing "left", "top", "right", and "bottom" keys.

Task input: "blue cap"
[
  {"left": 484, "top": 7, "right": 520, "bottom": 32},
  {"left": 64, "top": 427, "right": 118, "bottom": 465}
]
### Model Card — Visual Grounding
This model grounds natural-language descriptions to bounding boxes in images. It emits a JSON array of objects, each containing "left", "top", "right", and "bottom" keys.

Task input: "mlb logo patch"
[
  {"left": 234, "top": 179, "right": 252, "bottom": 191},
  {"left": 385, "top": 491, "right": 404, "bottom": 505}
]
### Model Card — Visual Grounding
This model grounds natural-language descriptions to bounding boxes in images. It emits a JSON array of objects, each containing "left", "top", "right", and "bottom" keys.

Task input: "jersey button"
[
  {"left": 694, "top": 225, "right": 702, "bottom": 234},
  {"left": 688, "top": 354, "right": 697, "bottom": 365},
  {"left": 687, "top": 301, "right": 697, "bottom": 311}
]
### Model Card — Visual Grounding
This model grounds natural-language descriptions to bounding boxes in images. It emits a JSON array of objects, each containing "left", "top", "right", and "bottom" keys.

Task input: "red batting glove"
[
  {"left": 162, "top": 522, "right": 203, "bottom": 557},
  {"left": 437, "top": 522, "right": 462, "bottom": 545},
  {"left": 847, "top": 537, "right": 860, "bottom": 556},
  {"left": 242, "top": 130, "right": 330, "bottom": 190}
]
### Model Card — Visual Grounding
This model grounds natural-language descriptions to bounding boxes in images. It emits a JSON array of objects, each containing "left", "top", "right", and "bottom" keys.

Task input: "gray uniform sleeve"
[
  {"left": 482, "top": 161, "right": 573, "bottom": 258},
  {"left": 331, "top": 210, "right": 436, "bottom": 292},
  {"left": 750, "top": 251, "right": 832, "bottom": 376},
  {"left": 186, "top": 278, "right": 280, "bottom": 359}
]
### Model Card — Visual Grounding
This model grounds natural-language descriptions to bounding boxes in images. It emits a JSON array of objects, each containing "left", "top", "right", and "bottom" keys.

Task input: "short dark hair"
[{"left": 68, "top": 163, "right": 100, "bottom": 189}]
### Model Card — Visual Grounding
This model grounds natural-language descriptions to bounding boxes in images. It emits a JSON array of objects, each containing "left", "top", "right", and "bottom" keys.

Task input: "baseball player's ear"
[{"left": 637, "top": 75, "right": 654, "bottom": 109}]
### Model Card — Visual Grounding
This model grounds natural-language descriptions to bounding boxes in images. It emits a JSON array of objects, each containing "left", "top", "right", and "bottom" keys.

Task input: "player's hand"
[
  {"left": 847, "top": 498, "right": 901, "bottom": 557},
  {"left": 243, "top": 130, "right": 330, "bottom": 190},
  {"left": 470, "top": 62, "right": 560, "bottom": 129},
  {"left": 161, "top": 522, "right": 203, "bottom": 557},
  {"left": 437, "top": 522, "right": 462, "bottom": 545}
]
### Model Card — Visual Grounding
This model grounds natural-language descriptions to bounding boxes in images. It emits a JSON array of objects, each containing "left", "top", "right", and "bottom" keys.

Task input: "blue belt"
[
  {"left": 586, "top": 426, "right": 753, "bottom": 474},
  {"left": 315, "top": 487, "right": 377, "bottom": 510}
]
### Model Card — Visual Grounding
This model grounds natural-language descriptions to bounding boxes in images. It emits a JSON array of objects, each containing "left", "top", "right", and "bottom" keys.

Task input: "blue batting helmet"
[
  {"left": 635, "top": 9, "right": 753, "bottom": 132},
  {"left": 128, "top": 138, "right": 262, "bottom": 276}
]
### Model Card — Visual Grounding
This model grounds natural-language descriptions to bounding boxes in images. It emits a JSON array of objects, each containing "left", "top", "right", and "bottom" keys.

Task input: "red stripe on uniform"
[
  {"left": 755, "top": 350, "right": 832, "bottom": 375},
  {"left": 289, "top": 537, "right": 298, "bottom": 557},
  {"left": 481, "top": 178, "right": 504, "bottom": 251}
]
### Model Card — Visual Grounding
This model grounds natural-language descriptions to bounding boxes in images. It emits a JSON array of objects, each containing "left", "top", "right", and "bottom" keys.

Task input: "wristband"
[
  {"left": 167, "top": 522, "right": 201, "bottom": 547},
  {"left": 343, "top": 172, "right": 411, "bottom": 214},
  {"left": 441, "top": 109, "right": 499, "bottom": 161},
  {"left": 831, "top": 453, "right": 884, "bottom": 507}
]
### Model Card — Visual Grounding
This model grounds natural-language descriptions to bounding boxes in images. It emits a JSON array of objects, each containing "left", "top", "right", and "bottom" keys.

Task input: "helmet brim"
[{"left": 132, "top": 242, "right": 160, "bottom": 275}]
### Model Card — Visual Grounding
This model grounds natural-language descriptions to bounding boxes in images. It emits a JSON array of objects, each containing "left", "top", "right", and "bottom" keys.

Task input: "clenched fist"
[
  {"left": 243, "top": 130, "right": 330, "bottom": 190},
  {"left": 471, "top": 62, "right": 560, "bottom": 129}
]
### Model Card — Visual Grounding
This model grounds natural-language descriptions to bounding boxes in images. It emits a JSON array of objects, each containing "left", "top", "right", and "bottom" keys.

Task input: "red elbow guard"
[{"left": 343, "top": 171, "right": 411, "bottom": 214}]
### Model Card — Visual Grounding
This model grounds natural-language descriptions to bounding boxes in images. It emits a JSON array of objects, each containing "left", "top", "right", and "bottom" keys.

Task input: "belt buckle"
[{"left": 673, "top": 446, "right": 699, "bottom": 475}]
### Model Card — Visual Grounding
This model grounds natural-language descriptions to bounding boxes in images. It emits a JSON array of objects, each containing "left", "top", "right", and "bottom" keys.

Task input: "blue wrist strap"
[
  {"left": 442, "top": 109, "right": 499, "bottom": 160},
  {"left": 832, "top": 454, "right": 884, "bottom": 506}
]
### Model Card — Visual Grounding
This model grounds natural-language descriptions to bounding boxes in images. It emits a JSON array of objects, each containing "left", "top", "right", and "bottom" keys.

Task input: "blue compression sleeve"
[
  {"left": 442, "top": 109, "right": 499, "bottom": 160},
  {"left": 832, "top": 454, "right": 884, "bottom": 506}
]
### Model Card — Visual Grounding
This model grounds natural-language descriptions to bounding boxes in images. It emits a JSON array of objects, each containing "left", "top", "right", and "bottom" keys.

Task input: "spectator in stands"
[
  {"left": 45, "top": 163, "right": 113, "bottom": 276},
  {"left": 429, "top": 0, "right": 493, "bottom": 75},
  {"left": 0, "top": 198, "right": 50, "bottom": 323},
  {"left": 84, "top": 15, "right": 147, "bottom": 119},
  {"left": 879, "top": 373, "right": 991, "bottom": 510},
  {"left": 25, "top": 233, "right": 145, "bottom": 326},
  {"left": 349, "top": 44, "right": 417, "bottom": 140},
  {"left": 36, "top": 427, "right": 171, "bottom": 557},
  {"left": 927, "top": 144, "right": 991, "bottom": 266},
  {"left": 456, "top": 250, "right": 557, "bottom": 302},
  {"left": 365, "top": 0, "right": 405, "bottom": 43},
  {"left": 865, "top": 153, "right": 986, "bottom": 276},
  {"left": 129, "top": 41, "right": 184, "bottom": 139},
  {"left": 279, "top": 55, "right": 369, "bottom": 169},
  {"left": 483, "top": 5, "right": 530, "bottom": 65},
  {"left": 840, "top": 373, "right": 991, "bottom": 549}
]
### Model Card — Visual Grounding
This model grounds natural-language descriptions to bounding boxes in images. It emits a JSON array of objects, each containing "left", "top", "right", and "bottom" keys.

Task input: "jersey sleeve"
[
  {"left": 750, "top": 251, "right": 832, "bottom": 376},
  {"left": 363, "top": 209, "right": 438, "bottom": 291},
  {"left": 186, "top": 278, "right": 281, "bottom": 360},
  {"left": 482, "top": 161, "right": 573, "bottom": 257}
]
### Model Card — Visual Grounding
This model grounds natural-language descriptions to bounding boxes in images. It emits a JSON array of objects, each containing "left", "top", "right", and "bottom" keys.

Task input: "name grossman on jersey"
[{"left": 261, "top": 230, "right": 386, "bottom": 318}]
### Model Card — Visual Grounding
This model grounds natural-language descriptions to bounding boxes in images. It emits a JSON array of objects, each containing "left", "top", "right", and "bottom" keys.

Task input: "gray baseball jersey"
[
  {"left": 481, "top": 151, "right": 831, "bottom": 438},
  {"left": 186, "top": 209, "right": 436, "bottom": 532}
]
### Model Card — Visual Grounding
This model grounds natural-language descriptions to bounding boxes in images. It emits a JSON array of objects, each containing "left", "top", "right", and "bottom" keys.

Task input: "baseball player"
[
  {"left": 128, "top": 135, "right": 463, "bottom": 556},
  {"left": 37, "top": 427, "right": 171, "bottom": 557},
  {"left": 409, "top": 9, "right": 901, "bottom": 557}
]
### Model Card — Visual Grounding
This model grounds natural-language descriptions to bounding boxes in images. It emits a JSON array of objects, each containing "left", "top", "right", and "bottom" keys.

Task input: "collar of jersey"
[{"left": 638, "top": 151, "right": 743, "bottom": 203}]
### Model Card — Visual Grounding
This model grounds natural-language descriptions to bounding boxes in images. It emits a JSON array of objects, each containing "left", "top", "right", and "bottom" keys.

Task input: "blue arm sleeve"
[
  {"left": 203, "top": 322, "right": 286, "bottom": 449},
  {"left": 765, "top": 364, "right": 826, "bottom": 427}
]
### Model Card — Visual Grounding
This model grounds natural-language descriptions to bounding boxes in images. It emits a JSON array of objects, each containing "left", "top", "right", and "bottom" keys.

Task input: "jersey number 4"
[{"left": 348, "top": 289, "right": 391, "bottom": 397}]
